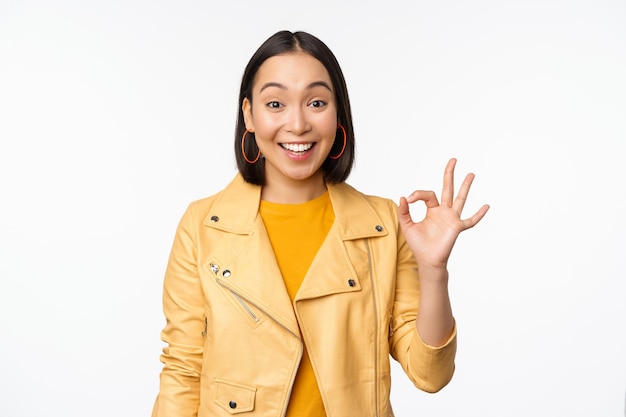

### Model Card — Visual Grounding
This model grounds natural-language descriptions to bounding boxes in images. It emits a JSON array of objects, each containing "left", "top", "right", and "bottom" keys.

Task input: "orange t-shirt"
[{"left": 259, "top": 191, "right": 334, "bottom": 417}]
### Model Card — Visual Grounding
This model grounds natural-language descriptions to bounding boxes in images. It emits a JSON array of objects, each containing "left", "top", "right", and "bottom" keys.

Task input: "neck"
[{"left": 261, "top": 171, "right": 327, "bottom": 204}]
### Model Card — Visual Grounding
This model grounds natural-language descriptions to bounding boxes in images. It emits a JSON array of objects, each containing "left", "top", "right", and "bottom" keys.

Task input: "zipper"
[
  {"left": 366, "top": 239, "right": 379, "bottom": 417},
  {"left": 231, "top": 291, "right": 259, "bottom": 322},
  {"left": 215, "top": 279, "right": 260, "bottom": 323},
  {"left": 210, "top": 265, "right": 259, "bottom": 323}
]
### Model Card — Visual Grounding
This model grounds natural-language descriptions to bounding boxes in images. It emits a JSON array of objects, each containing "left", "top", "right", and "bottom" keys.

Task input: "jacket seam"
[{"left": 366, "top": 238, "right": 380, "bottom": 417}]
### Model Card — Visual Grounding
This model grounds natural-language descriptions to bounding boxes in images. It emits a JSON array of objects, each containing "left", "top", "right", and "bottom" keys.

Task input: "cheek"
[
  {"left": 319, "top": 104, "right": 338, "bottom": 137},
  {"left": 319, "top": 117, "right": 338, "bottom": 141},
  {"left": 251, "top": 112, "right": 278, "bottom": 138}
]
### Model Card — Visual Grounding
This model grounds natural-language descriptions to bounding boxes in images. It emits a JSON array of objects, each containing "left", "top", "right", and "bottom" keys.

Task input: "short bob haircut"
[{"left": 235, "top": 30, "right": 355, "bottom": 185}]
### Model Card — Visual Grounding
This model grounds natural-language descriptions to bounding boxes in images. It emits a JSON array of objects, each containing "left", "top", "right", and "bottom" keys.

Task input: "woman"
[{"left": 153, "top": 30, "right": 489, "bottom": 417}]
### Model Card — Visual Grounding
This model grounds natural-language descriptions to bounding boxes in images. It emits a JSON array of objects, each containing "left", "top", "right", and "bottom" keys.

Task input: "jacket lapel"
[
  {"left": 203, "top": 175, "right": 300, "bottom": 337},
  {"left": 296, "top": 182, "right": 389, "bottom": 301}
]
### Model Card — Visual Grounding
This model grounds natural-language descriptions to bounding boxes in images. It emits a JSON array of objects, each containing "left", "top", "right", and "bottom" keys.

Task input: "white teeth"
[{"left": 281, "top": 143, "right": 313, "bottom": 152}]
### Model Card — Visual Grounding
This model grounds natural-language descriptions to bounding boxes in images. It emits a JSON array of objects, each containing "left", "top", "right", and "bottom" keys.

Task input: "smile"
[{"left": 280, "top": 143, "right": 314, "bottom": 153}]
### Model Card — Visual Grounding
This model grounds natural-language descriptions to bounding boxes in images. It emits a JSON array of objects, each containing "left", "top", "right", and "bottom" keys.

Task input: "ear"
[{"left": 242, "top": 98, "right": 254, "bottom": 132}]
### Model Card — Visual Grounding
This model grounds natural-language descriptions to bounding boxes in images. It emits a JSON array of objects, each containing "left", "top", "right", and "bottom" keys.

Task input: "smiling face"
[{"left": 242, "top": 52, "right": 338, "bottom": 200}]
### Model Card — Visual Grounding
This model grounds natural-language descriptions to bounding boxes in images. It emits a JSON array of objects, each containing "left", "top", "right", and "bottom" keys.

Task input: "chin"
[{"left": 284, "top": 169, "right": 322, "bottom": 182}]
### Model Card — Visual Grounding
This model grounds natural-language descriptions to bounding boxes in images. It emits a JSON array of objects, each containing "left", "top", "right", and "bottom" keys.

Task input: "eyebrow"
[{"left": 258, "top": 80, "right": 333, "bottom": 93}]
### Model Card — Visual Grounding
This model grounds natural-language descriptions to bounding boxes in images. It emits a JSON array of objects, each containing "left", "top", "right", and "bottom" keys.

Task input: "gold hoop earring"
[
  {"left": 329, "top": 124, "right": 347, "bottom": 160},
  {"left": 241, "top": 129, "right": 261, "bottom": 164}
]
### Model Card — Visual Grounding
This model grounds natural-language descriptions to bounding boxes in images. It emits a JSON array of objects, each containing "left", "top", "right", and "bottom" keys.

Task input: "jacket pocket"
[{"left": 213, "top": 379, "right": 256, "bottom": 414}]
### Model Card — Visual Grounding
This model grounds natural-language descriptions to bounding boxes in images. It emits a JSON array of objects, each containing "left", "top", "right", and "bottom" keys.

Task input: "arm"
[
  {"left": 390, "top": 229, "right": 458, "bottom": 393},
  {"left": 398, "top": 158, "right": 489, "bottom": 346},
  {"left": 153, "top": 203, "right": 205, "bottom": 417}
]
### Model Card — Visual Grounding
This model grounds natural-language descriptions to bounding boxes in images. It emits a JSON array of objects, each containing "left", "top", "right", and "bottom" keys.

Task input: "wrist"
[{"left": 418, "top": 265, "right": 449, "bottom": 285}]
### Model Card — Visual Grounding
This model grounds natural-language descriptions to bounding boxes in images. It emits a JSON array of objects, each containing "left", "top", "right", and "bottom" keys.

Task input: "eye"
[
  {"left": 309, "top": 100, "right": 327, "bottom": 108},
  {"left": 266, "top": 101, "right": 283, "bottom": 109}
]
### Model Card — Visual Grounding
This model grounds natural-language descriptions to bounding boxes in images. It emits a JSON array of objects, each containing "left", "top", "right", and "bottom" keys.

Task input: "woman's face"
[{"left": 243, "top": 52, "right": 338, "bottom": 188}]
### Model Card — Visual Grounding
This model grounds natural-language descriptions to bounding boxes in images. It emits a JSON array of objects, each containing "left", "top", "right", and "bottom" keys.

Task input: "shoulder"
[
  {"left": 333, "top": 182, "right": 399, "bottom": 217},
  {"left": 186, "top": 188, "right": 226, "bottom": 214},
  {"left": 329, "top": 182, "right": 400, "bottom": 238},
  {"left": 181, "top": 174, "right": 261, "bottom": 232},
  {"left": 173, "top": 189, "right": 226, "bottom": 234}
]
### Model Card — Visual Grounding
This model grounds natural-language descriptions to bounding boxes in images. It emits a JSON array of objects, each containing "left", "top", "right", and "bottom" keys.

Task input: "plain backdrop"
[{"left": 1, "top": 1, "right": 624, "bottom": 416}]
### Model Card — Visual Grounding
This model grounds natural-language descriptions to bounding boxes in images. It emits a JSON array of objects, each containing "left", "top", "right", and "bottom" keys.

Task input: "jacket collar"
[{"left": 203, "top": 173, "right": 389, "bottom": 240}]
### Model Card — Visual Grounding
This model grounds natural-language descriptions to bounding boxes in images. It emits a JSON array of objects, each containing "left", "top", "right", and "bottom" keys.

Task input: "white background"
[{"left": 1, "top": 1, "right": 624, "bottom": 416}]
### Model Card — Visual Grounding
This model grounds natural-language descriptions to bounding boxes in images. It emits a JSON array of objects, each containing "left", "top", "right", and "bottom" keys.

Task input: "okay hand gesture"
[{"left": 398, "top": 158, "right": 490, "bottom": 276}]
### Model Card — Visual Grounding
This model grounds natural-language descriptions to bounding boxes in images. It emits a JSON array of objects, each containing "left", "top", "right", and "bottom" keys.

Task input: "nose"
[{"left": 285, "top": 106, "right": 311, "bottom": 136}]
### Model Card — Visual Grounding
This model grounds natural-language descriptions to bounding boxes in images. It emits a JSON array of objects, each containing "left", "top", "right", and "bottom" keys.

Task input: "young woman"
[{"left": 152, "top": 30, "right": 489, "bottom": 417}]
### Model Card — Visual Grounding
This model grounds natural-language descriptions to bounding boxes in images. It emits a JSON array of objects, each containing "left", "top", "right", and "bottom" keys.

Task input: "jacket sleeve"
[
  {"left": 152, "top": 203, "right": 205, "bottom": 417},
  {"left": 388, "top": 204, "right": 457, "bottom": 393}
]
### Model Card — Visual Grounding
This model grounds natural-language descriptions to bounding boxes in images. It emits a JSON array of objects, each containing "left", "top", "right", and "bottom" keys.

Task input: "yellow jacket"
[{"left": 153, "top": 174, "right": 456, "bottom": 417}]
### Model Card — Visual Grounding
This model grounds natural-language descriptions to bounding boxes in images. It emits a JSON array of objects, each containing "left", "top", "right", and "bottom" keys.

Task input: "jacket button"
[
  {"left": 348, "top": 279, "right": 356, "bottom": 287},
  {"left": 210, "top": 215, "right": 219, "bottom": 222},
  {"left": 210, "top": 263, "right": 219, "bottom": 274},
  {"left": 222, "top": 270, "right": 231, "bottom": 278},
  {"left": 229, "top": 400, "right": 237, "bottom": 409},
  {"left": 375, "top": 225, "right": 383, "bottom": 232}
]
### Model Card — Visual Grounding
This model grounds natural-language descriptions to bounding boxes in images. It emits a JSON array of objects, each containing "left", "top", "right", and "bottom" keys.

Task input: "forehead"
[{"left": 253, "top": 52, "right": 333, "bottom": 92}]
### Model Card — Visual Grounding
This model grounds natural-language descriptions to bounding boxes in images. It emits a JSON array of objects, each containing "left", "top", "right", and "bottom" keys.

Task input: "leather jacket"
[{"left": 152, "top": 174, "right": 456, "bottom": 417}]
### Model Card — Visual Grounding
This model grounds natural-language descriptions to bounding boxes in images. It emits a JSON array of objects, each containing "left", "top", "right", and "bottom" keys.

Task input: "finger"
[
  {"left": 441, "top": 158, "right": 457, "bottom": 207},
  {"left": 397, "top": 196, "right": 413, "bottom": 230},
  {"left": 452, "top": 172, "right": 475, "bottom": 213},
  {"left": 461, "top": 204, "right": 490, "bottom": 230},
  {"left": 406, "top": 190, "right": 439, "bottom": 208}
]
